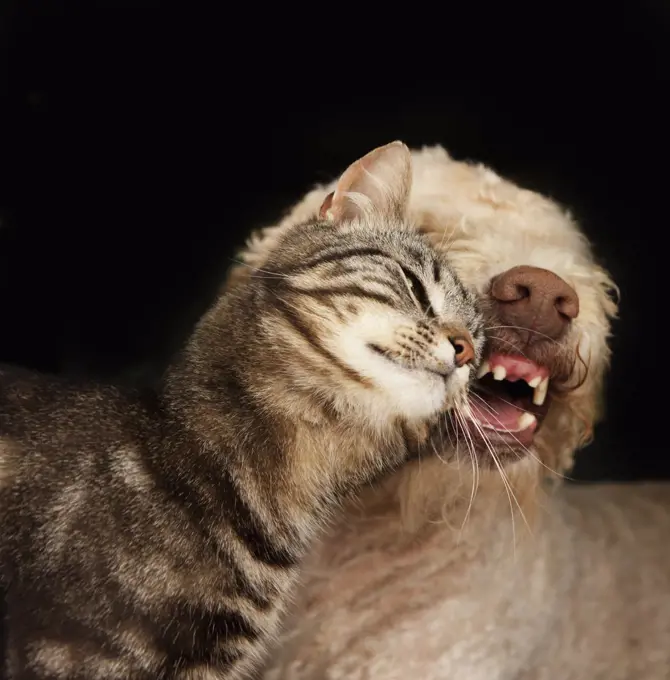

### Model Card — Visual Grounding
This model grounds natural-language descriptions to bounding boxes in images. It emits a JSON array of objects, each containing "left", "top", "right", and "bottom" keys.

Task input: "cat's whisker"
[
  {"left": 430, "top": 436, "right": 454, "bottom": 467},
  {"left": 436, "top": 221, "right": 458, "bottom": 253},
  {"left": 468, "top": 419, "right": 519, "bottom": 554},
  {"left": 467, "top": 390, "right": 560, "bottom": 474},
  {"left": 465, "top": 392, "right": 571, "bottom": 483},
  {"left": 468, "top": 386, "right": 540, "bottom": 421},
  {"left": 230, "top": 259, "right": 292, "bottom": 279},
  {"left": 444, "top": 412, "right": 457, "bottom": 453},
  {"left": 453, "top": 409, "right": 479, "bottom": 478},
  {"left": 467, "top": 390, "right": 502, "bottom": 416},
  {"left": 466, "top": 393, "right": 571, "bottom": 481},
  {"left": 249, "top": 273, "right": 293, "bottom": 281},
  {"left": 453, "top": 407, "right": 480, "bottom": 539},
  {"left": 267, "top": 289, "right": 333, "bottom": 325},
  {"left": 437, "top": 413, "right": 446, "bottom": 454},
  {"left": 462, "top": 411, "right": 534, "bottom": 549}
]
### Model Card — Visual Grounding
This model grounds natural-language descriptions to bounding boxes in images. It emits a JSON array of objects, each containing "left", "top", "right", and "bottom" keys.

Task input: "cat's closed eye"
[{"left": 400, "top": 266, "right": 434, "bottom": 317}]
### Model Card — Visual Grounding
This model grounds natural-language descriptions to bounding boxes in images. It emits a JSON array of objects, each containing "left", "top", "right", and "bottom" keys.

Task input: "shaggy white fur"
[{"left": 229, "top": 146, "right": 670, "bottom": 680}]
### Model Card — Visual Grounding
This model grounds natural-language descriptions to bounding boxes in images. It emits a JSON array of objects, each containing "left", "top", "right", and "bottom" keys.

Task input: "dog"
[{"left": 229, "top": 145, "right": 670, "bottom": 680}]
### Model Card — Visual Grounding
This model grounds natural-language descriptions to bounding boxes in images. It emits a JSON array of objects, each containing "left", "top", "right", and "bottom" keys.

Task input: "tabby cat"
[{"left": 0, "top": 142, "right": 484, "bottom": 679}]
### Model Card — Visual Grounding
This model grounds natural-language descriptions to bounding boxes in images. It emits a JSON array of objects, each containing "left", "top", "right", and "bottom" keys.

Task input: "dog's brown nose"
[{"left": 490, "top": 266, "right": 579, "bottom": 340}]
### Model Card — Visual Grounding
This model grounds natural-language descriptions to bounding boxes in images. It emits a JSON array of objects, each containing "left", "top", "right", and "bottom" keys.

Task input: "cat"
[{"left": 0, "top": 141, "right": 485, "bottom": 679}]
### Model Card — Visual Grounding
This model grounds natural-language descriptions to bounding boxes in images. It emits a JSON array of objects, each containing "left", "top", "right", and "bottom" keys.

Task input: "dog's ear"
[{"left": 319, "top": 141, "right": 412, "bottom": 224}]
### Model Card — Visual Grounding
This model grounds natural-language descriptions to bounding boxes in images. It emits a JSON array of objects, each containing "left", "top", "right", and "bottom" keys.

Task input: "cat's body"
[
  {"left": 0, "top": 342, "right": 395, "bottom": 680},
  {"left": 0, "top": 143, "right": 486, "bottom": 679}
]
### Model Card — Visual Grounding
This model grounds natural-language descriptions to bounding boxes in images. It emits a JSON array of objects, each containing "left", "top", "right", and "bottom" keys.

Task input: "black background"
[{"left": 0, "top": 2, "right": 668, "bottom": 481}]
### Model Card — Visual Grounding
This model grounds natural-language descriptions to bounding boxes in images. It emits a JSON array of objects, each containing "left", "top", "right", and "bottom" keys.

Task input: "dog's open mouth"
[{"left": 465, "top": 353, "right": 552, "bottom": 446}]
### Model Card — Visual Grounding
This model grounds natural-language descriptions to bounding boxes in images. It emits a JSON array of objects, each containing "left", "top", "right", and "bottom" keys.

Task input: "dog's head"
[
  {"left": 408, "top": 147, "right": 617, "bottom": 476},
  {"left": 229, "top": 145, "right": 617, "bottom": 500}
]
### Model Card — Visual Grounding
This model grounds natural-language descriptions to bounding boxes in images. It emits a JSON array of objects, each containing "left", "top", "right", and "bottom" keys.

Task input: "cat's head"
[
  {"left": 250, "top": 143, "right": 485, "bottom": 434},
  {"left": 229, "top": 144, "right": 617, "bottom": 481}
]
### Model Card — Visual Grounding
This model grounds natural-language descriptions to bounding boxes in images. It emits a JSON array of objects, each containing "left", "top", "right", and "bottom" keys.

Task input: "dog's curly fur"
[{"left": 229, "top": 146, "right": 670, "bottom": 680}]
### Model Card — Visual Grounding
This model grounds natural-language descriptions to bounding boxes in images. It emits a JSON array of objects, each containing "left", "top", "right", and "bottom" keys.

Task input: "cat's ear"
[{"left": 319, "top": 141, "right": 412, "bottom": 224}]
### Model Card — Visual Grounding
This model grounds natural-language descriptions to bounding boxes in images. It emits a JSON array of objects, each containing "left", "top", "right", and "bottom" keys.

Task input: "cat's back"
[
  {"left": 0, "top": 363, "right": 160, "bottom": 525},
  {"left": 0, "top": 362, "right": 156, "bottom": 451}
]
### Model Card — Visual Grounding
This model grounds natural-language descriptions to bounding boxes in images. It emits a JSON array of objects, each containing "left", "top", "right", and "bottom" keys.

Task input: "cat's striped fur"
[{"left": 0, "top": 142, "right": 484, "bottom": 679}]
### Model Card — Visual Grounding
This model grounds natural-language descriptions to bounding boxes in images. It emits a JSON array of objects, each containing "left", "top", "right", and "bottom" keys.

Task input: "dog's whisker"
[
  {"left": 485, "top": 336, "right": 534, "bottom": 359},
  {"left": 485, "top": 325, "right": 565, "bottom": 348}
]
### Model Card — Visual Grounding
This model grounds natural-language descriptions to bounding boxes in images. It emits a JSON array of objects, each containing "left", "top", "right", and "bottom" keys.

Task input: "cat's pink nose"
[
  {"left": 490, "top": 266, "right": 579, "bottom": 340},
  {"left": 432, "top": 328, "right": 475, "bottom": 373},
  {"left": 449, "top": 334, "right": 475, "bottom": 367}
]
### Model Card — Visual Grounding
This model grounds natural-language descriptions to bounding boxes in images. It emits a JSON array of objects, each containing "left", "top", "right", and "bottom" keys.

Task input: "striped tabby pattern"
[{"left": 0, "top": 142, "right": 484, "bottom": 679}]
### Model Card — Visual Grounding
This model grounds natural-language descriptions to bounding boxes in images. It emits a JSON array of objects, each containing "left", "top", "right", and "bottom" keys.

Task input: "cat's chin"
[
  {"left": 352, "top": 370, "right": 449, "bottom": 426},
  {"left": 337, "top": 343, "right": 472, "bottom": 426}
]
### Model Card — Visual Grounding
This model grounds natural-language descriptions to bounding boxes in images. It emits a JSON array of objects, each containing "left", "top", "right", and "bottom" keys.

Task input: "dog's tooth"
[
  {"left": 492, "top": 365, "right": 507, "bottom": 381},
  {"left": 532, "top": 377, "right": 549, "bottom": 406},
  {"left": 476, "top": 361, "right": 491, "bottom": 379},
  {"left": 517, "top": 412, "right": 537, "bottom": 430},
  {"left": 527, "top": 375, "right": 542, "bottom": 388}
]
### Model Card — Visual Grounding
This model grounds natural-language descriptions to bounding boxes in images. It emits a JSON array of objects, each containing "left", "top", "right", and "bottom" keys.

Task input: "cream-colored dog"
[{"left": 230, "top": 145, "right": 670, "bottom": 680}]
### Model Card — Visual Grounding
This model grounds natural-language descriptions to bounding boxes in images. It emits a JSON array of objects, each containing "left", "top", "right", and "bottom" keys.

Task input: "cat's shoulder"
[
  {"left": 0, "top": 362, "right": 128, "bottom": 404},
  {"left": 0, "top": 362, "right": 80, "bottom": 411},
  {"left": 0, "top": 363, "right": 156, "bottom": 440}
]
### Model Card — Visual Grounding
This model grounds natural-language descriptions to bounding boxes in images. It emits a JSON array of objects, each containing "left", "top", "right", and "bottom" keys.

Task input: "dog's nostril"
[
  {"left": 555, "top": 294, "right": 579, "bottom": 320},
  {"left": 515, "top": 285, "right": 531, "bottom": 300},
  {"left": 556, "top": 296, "right": 569, "bottom": 317},
  {"left": 449, "top": 335, "right": 475, "bottom": 367}
]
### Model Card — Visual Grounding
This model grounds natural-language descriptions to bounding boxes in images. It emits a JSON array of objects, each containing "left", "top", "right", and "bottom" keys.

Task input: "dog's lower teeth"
[
  {"left": 517, "top": 412, "right": 537, "bottom": 430},
  {"left": 532, "top": 378, "right": 549, "bottom": 406}
]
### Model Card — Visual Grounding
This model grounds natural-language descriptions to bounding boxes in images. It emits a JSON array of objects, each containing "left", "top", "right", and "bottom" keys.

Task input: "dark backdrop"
[{"left": 0, "top": 2, "right": 668, "bottom": 482}]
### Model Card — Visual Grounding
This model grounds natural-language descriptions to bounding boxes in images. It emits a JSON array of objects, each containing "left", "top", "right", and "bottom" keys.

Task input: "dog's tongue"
[
  {"left": 468, "top": 395, "right": 536, "bottom": 434},
  {"left": 469, "top": 397, "right": 521, "bottom": 428}
]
